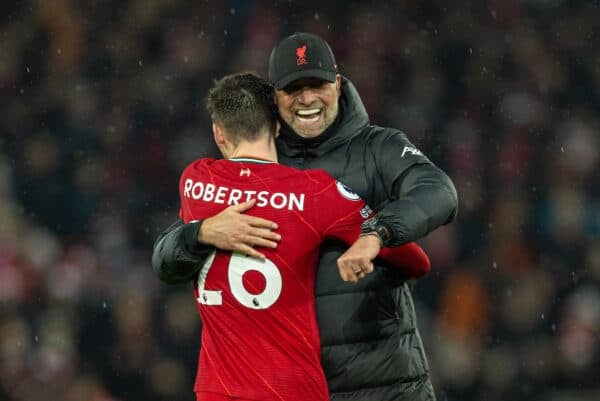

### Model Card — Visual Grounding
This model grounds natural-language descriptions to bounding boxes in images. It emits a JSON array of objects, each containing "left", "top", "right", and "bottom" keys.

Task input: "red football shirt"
[{"left": 179, "top": 157, "right": 428, "bottom": 401}]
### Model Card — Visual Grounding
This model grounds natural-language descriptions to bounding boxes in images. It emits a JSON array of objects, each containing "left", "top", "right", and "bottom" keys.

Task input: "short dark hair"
[{"left": 206, "top": 72, "right": 277, "bottom": 145}]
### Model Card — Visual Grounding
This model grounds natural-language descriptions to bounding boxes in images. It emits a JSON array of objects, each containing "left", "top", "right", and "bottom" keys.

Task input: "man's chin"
[
  {"left": 294, "top": 128, "right": 323, "bottom": 138},
  {"left": 291, "top": 120, "right": 325, "bottom": 138}
]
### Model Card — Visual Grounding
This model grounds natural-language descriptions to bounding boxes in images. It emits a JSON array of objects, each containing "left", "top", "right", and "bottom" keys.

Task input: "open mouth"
[{"left": 295, "top": 108, "right": 322, "bottom": 122}]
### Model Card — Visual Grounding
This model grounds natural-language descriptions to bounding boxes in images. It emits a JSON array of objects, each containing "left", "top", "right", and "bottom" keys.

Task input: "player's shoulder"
[
  {"left": 291, "top": 168, "right": 336, "bottom": 189},
  {"left": 296, "top": 168, "right": 332, "bottom": 182},
  {"left": 259, "top": 166, "right": 333, "bottom": 195},
  {"left": 259, "top": 163, "right": 326, "bottom": 182},
  {"left": 181, "top": 158, "right": 218, "bottom": 175},
  {"left": 298, "top": 169, "right": 361, "bottom": 201}
]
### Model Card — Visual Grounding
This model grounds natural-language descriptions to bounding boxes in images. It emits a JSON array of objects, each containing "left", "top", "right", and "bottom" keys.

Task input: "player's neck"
[{"left": 228, "top": 137, "right": 278, "bottom": 163}]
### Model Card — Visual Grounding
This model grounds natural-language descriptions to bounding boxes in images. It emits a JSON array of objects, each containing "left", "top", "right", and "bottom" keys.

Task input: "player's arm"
[
  {"left": 320, "top": 180, "right": 430, "bottom": 282},
  {"left": 359, "top": 215, "right": 430, "bottom": 277},
  {"left": 335, "top": 227, "right": 430, "bottom": 283}
]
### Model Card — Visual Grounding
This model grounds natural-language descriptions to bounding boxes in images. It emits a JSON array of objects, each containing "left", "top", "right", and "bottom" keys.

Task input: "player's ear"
[
  {"left": 213, "top": 123, "right": 229, "bottom": 157},
  {"left": 213, "top": 123, "right": 225, "bottom": 146}
]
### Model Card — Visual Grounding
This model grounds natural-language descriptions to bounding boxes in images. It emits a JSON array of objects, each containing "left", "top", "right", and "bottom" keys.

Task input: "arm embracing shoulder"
[
  {"left": 374, "top": 132, "right": 458, "bottom": 246},
  {"left": 152, "top": 219, "right": 215, "bottom": 284}
]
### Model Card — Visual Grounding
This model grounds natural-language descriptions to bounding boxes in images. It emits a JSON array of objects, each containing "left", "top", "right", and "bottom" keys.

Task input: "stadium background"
[{"left": 1, "top": 1, "right": 599, "bottom": 400}]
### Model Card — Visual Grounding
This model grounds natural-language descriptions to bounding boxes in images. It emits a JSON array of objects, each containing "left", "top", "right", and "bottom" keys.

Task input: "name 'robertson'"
[{"left": 183, "top": 178, "right": 305, "bottom": 211}]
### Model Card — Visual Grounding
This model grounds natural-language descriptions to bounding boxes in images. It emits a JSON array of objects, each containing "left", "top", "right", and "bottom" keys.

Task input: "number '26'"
[{"left": 196, "top": 251, "right": 283, "bottom": 310}]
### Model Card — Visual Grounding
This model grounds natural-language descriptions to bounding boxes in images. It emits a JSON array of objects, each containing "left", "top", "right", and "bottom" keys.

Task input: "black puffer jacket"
[{"left": 152, "top": 78, "right": 457, "bottom": 401}]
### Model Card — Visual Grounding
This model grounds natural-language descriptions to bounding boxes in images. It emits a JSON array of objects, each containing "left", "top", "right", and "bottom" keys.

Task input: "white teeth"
[{"left": 296, "top": 109, "right": 321, "bottom": 116}]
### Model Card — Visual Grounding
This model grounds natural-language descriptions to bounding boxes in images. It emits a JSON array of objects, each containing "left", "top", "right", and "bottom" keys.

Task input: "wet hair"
[{"left": 206, "top": 72, "right": 277, "bottom": 145}]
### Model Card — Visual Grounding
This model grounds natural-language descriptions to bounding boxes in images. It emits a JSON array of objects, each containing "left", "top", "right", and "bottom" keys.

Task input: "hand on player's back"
[{"left": 197, "top": 199, "right": 281, "bottom": 259}]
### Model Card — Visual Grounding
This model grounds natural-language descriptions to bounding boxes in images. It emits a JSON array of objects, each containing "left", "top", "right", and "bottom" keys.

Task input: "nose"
[{"left": 296, "top": 87, "right": 318, "bottom": 105}]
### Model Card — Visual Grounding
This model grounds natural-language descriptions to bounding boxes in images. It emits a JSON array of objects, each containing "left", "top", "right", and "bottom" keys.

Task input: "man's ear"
[
  {"left": 335, "top": 74, "right": 342, "bottom": 96},
  {"left": 274, "top": 121, "right": 281, "bottom": 138}
]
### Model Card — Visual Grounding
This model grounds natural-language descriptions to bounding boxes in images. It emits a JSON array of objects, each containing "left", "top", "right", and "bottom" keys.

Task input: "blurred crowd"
[{"left": 1, "top": 1, "right": 599, "bottom": 400}]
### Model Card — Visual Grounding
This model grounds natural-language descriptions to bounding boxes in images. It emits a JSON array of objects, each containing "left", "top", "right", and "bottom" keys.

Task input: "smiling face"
[{"left": 275, "top": 75, "right": 341, "bottom": 138}]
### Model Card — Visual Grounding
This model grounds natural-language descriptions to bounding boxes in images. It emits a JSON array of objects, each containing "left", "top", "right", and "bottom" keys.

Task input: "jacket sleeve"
[
  {"left": 151, "top": 219, "right": 215, "bottom": 284},
  {"left": 373, "top": 132, "right": 458, "bottom": 246}
]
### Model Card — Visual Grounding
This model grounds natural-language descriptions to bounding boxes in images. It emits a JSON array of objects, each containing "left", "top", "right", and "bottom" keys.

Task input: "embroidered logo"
[
  {"left": 401, "top": 146, "right": 423, "bottom": 158},
  {"left": 239, "top": 168, "right": 251, "bottom": 177},
  {"left": 335, "top": 181, "right": 361, "bottom": 201},
  {"left": 360, "top": 204, "right": 373, "bottom": 218},
  {"left": 296, "top": 45, "right": 308, "bottom": 65}
]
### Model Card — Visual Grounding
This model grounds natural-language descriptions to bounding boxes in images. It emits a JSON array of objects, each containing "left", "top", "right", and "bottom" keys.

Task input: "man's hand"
[
  {"left": 337, "top": 234, "right": 381, "bottom": 283},
  {"left": 198, "top": 199, "right": 280, "bottom": 259}
]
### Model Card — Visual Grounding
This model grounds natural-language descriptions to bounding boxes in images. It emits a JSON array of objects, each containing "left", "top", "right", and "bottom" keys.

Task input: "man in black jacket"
[{"left": 153, "top": 32, "right": 458, "bottom": 401}]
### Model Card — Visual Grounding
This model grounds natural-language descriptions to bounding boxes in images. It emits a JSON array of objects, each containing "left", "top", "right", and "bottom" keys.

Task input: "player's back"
[{"left": 179, "top": 158, "right": 367, "bottom": 401}]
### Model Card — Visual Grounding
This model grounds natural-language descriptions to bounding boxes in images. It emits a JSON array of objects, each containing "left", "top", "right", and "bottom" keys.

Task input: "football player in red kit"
[{"left": 178, "top": 73, "right": 430, "bottom": 401}]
